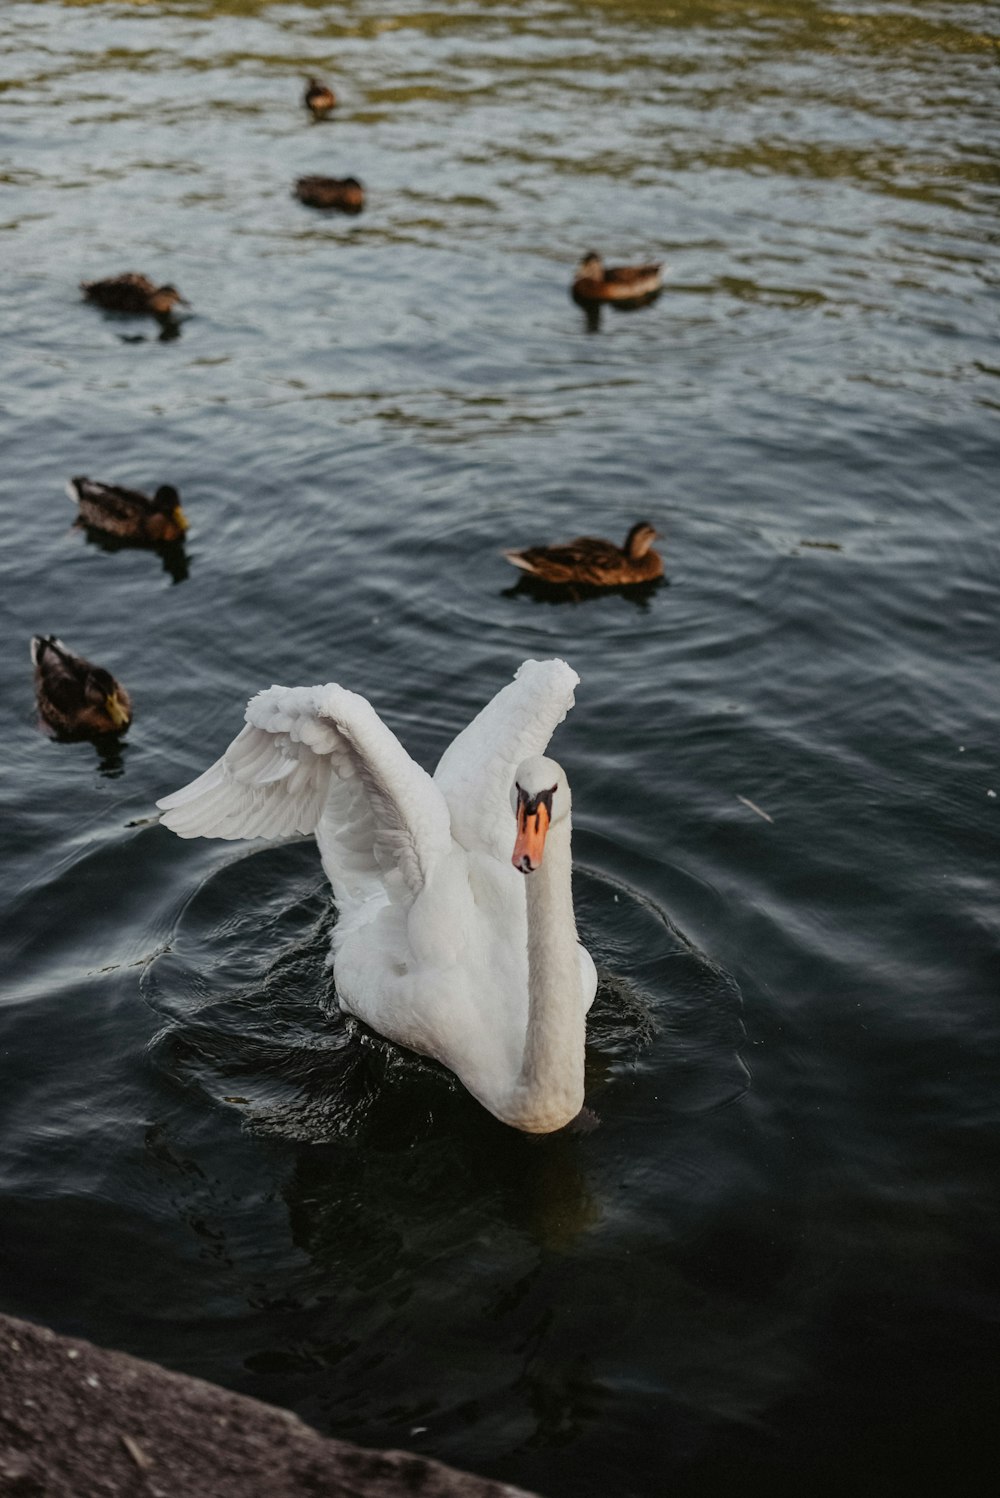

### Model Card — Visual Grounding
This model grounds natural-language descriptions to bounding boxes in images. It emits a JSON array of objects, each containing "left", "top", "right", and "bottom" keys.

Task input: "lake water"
[{"left": 1, "top": 1, "right": 998, "bottom": 1493}]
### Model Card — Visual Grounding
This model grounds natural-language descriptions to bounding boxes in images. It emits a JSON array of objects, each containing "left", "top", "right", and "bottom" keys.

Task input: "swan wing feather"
[
  {"left": 157, "top": 683, "right": 450, "bottom": 903},
  {"left": 433, "top": 658, "right": 578, "bottom": 860}
]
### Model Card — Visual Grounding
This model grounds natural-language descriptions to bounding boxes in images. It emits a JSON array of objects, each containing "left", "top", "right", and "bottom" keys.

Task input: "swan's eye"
[{"left": 516, "top": 784, "right": 556, "bottom": 820}]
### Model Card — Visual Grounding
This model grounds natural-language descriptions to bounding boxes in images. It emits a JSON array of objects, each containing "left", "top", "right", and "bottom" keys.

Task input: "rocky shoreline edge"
[{"left": 0, "top": 1312, "right": 539, "bottom": 1498}]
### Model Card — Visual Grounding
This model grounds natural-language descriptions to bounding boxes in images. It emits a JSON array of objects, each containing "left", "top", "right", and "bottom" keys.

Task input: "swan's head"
[{"left": 512, "top": 755, "right": 569, "bottom": 874}]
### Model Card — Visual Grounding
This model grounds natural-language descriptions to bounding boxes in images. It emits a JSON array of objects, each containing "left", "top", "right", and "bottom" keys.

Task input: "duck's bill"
[
  {"left": 512, "top": 799, "right": 550, "bottom": 874},
  {"left": 105, "top": 692, "right": 130, "bottom": 730},
  {"left": 172, "top": 504, "right": 190, "bottom": 534}
]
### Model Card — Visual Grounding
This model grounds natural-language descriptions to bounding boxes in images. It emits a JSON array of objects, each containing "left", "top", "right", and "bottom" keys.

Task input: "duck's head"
[
  {"left": 624, "top": 520, "right": 659, "bottom": 558},
  {"left": 511, "top": 755, "right": 569, "bottom": 874},
  {"left": 150, "top": 285, "right": 189, "bottom": 317},
  {"left": 88, "top": 667, "right": 132, "bottom": 730},
  {"left": 153, "top": 484, "right": 189, "bottom": 534},
  {"left": 577, "top": 251, "right": 604, "bottom": 278},
  {"left": 337, "top": 177, "right": 365, "bottom": 211}
]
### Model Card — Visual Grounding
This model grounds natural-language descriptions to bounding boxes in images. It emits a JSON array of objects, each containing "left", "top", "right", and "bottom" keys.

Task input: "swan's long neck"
[{"left": 509, "top": 814, "right": 586, "bottom": 1133}]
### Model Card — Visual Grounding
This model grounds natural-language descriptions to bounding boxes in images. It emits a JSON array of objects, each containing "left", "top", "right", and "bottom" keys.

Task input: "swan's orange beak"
[{"left": 513, "top": 797, "right": 550, "bottom": 874}]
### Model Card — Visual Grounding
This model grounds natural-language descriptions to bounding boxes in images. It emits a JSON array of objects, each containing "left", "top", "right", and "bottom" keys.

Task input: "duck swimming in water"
[
  {"left": 304, "top": 76, "right": 337, "bottom": 117},
  {"left": 67, "top": 476, "right": 189, "bottom": 546},
  {"left": 294, "top": 175, "right": 365, "bottom": 213},
  {"left": 503, "top": 522, "right": 663, "bottom": 587},
  {"left": 81, "top": 273, "right": 189, "bottom": 320},
  {"left": 31, "top": 636, "right": 132, "bottom": 739},
  {"left": 571, "top": 253, "right": 663, "bottom": 306}
]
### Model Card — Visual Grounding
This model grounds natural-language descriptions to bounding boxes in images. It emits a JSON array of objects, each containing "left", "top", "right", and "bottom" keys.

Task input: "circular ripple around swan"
[{"left": 142, "top": 841, "right": 747, "bottom": 1146}]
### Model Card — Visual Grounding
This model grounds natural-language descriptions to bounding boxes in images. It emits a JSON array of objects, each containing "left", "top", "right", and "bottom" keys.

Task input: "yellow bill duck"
[
  {"left": 67, "top": 476, "right": 189, "bottom": 546},
  {"left": 31, "top": 636, "right": 132, "bottom": 739}
]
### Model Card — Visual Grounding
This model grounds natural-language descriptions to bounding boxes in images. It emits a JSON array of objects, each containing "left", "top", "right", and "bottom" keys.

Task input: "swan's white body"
[{"left": 157, "top": 659, "right": 597, "bottom": 1133}]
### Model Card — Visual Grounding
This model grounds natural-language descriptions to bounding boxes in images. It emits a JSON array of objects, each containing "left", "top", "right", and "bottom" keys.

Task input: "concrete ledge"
[{"left": 0, "top": 1312, "right": 539, "bottom": 1498}]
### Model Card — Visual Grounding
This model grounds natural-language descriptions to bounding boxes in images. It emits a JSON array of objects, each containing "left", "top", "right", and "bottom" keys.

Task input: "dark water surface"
[{"left": 2, "top": 1, "right": 998, "bottom": 1493}]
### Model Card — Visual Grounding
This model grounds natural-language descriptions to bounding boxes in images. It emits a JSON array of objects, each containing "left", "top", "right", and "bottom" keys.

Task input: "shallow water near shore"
[{"left": 1, "top": 2, "right": 998, "bottom": 1494}]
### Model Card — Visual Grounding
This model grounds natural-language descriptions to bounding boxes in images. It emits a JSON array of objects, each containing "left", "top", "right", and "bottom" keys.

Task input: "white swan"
[{"left": 156, "top": 659, "right": 598, "bottom": 1133}]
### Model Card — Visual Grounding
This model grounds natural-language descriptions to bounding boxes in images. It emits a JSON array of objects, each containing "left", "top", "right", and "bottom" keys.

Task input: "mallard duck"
[
  {"left": 503, "top": 521, "right": 663, "bottom": 587},
  {"left": 571, "top": 253, "right": 663, "bottom": 305},
  {"left": 294, "top": 175, "right": 365, "bottom": 213},
  {"left": 157, "top": 659, "right": 597, "bottom": 1133},
  {"left": 80, "top": 273, "right": 189, "bottom": 319},
  {"left": 31, "top": 636, "right": 132, "bottom": 739},
  {"left": 67, "top": 476, "right": 189, "bottom": 545},
  {"left": 304, "top": 76, "right": 337, "bottom": 117}
]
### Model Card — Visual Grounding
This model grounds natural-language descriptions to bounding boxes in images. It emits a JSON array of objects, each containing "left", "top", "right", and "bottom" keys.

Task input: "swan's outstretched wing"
[
  {"left": 157, "top": 684, "right": 451, "bottom": 904},
  {"left": 434, "top": 658, "right": 578, "bottom": 861}
]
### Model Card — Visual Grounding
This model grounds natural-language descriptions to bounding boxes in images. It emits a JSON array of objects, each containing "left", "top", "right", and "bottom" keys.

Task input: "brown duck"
[
  {"left": 294, "top": 175, "right": 365, "bottom": 213},
  {"left": 81, "top": 273, "right": 189, "bottom": 319},
  {"left": 304, "top": 77, "right": 337, "bottom": 117},
  {"left": 503, "top": 521, "right": 663, "bottom": 587},
  {"left": 571, "top": 253, "right": 663, "bottom": 305},
  {"left": 31, "top": 636, "right": 132, "bottom": 739},
  {"left": 67, "top": 476, "right": 189, "bottom": 545}
]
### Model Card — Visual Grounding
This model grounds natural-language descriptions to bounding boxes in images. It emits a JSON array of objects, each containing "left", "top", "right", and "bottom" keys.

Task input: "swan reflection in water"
[{"left": 143, "top": 825, "right": 745, "bottom": 1224}]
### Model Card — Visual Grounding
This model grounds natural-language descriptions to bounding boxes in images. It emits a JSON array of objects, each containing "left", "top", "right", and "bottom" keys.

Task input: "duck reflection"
[
  {"left": 568, "top": 287, "right": 664, "bottom": 332},
  {"left": 91, "top": 731, "right": 129, "bottom": 777},
  {"left": 38, "top": 728, "right": 130, "bottom": 776},
  {"left": 115, "top": 317, "right": 183, "bottom": 344},
  {"left": 155, "top": 315, "right": 184, "bottom": 343},
  {"left": 78, "top": 524, "right": 190, "bottom": 583},
  {"left": 503, "top": 572, "right": 664, "bottom": 609}
]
